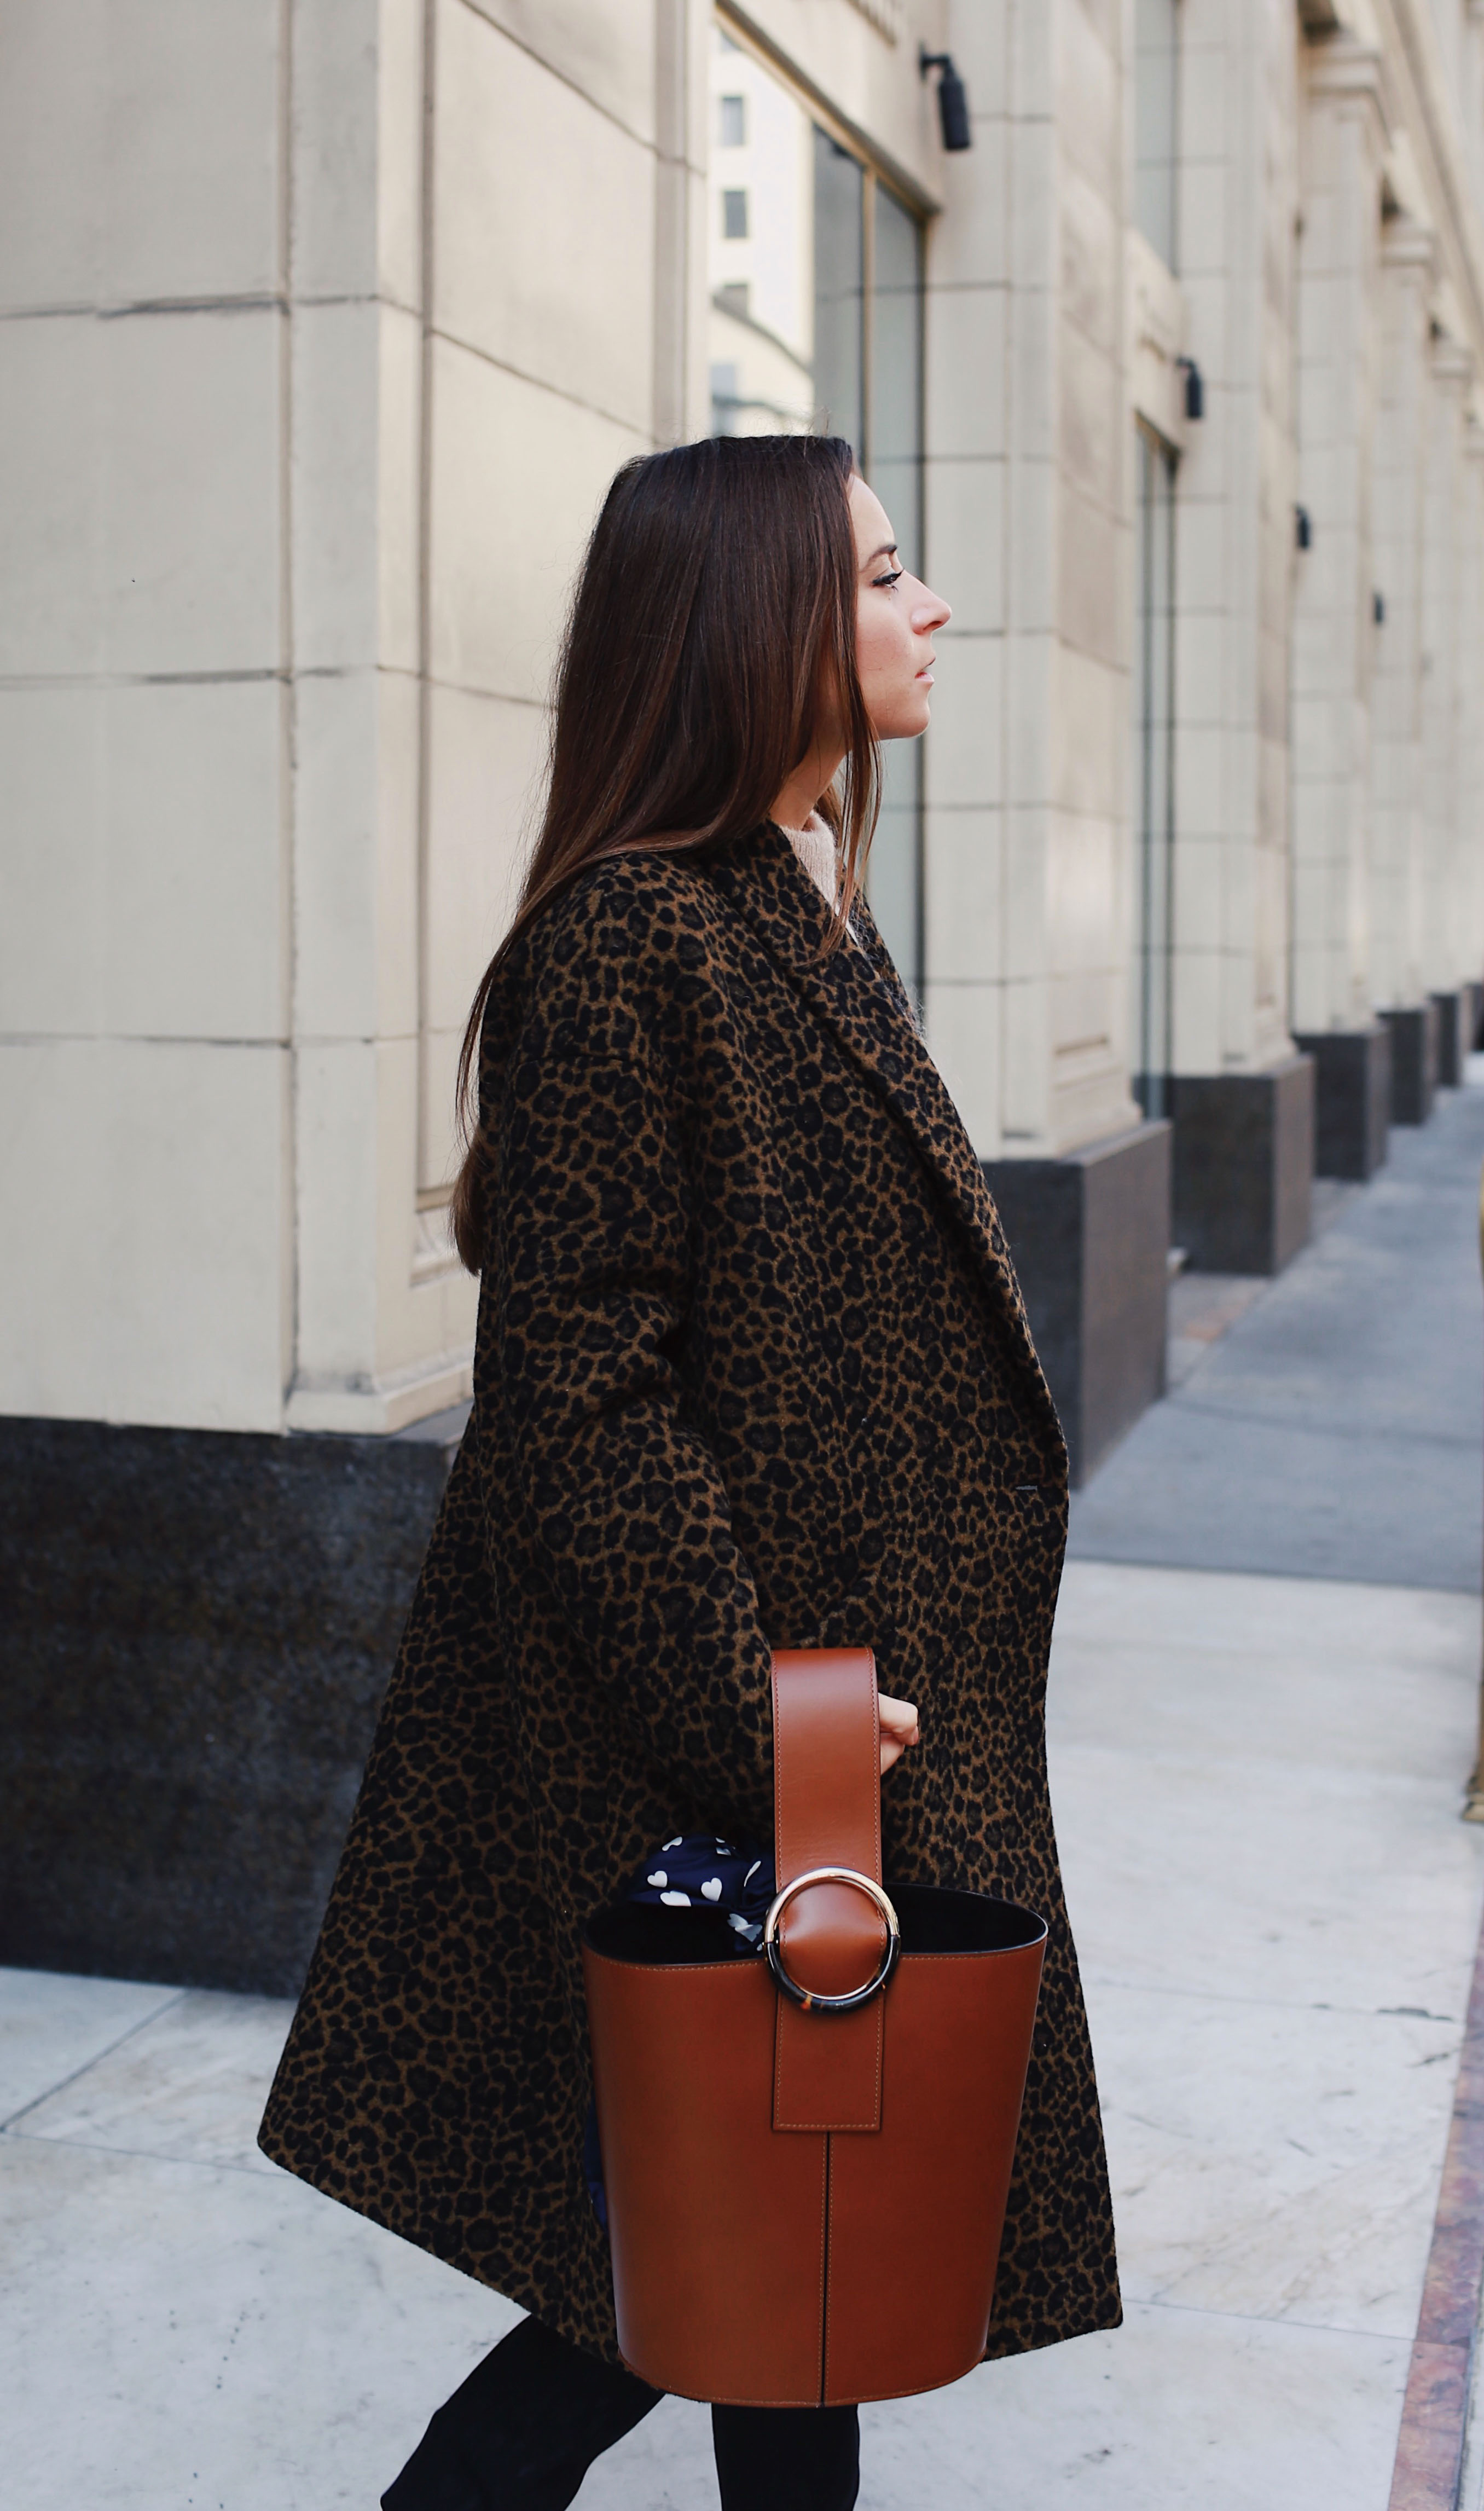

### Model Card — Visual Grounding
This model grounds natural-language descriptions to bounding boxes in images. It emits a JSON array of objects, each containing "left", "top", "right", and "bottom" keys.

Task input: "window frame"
[{"left": 712, "top": 3, "right": 926, "bottom": 481}]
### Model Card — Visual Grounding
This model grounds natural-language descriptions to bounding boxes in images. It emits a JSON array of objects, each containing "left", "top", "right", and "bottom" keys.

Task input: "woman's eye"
[{"left": 873, "top": 568, "right": 903, "bottom": 589}]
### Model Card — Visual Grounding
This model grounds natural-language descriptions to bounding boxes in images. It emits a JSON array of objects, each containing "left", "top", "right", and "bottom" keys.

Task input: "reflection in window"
[
  {"left": 813, "top": 131, "right": 863, "bottom": 450},
  {"left": 1135, "top": 0, "right": 1180, "bottom": 269},
  {"left": 868, "top": 183, "right": 925, "bottom": 996},
  {"left": 705, "top": 27, "right": 926, "bottom": 998}
]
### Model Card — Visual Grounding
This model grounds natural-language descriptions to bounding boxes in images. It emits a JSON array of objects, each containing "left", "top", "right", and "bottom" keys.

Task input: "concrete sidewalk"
[
  {"left": 1069, "top": 1082, "right": 1484, "bottom": 1595},
  {"left": 4, "top": 1087, "right": 1484, "bottom": 2509}
]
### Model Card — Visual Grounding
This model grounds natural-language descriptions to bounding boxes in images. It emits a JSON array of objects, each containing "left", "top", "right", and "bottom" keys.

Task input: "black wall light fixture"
[
  {"left": 1176, "top": 356, "right": 1204, "bottom": 421},
  {"left": 919, "top": 48, "right": 972, "bottom": 151},
  {"left": 1373, "top": 589, "right": 1386, "bottom": 624},
  {"left": 1295, "top": 505, "right": 1312, "bottom": 550}
]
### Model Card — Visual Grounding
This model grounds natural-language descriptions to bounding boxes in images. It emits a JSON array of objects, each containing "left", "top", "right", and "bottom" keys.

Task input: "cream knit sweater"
[{"left": 779, "top": 811, "right": 841, "bottom": 912}]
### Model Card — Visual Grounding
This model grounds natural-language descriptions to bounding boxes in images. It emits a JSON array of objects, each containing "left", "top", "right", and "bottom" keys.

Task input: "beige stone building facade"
[{"left": 3, "top": 5, "right": 1484, "bottom": 1972}]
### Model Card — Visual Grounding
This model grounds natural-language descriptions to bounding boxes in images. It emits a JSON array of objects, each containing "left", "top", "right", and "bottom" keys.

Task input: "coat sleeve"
[{"left": 488, "top": 1009, "right": 775, "bottom": 1814}]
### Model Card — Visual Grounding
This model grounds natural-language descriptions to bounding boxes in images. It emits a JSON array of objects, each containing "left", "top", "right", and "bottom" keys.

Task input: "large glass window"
[
  {"left": 1133, "top": 424, "right": 1176, "bottom": 1117},
  {"left": 1135, "top": 0, "right": 1180, "bottom": 270},
  {"left": 707, "top": 24, "right": 926, "bottom": 997}
]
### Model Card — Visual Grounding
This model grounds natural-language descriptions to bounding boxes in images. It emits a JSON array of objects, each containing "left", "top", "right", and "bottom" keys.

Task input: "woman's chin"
[{"left": 871, "top": 695, "right": 933, "bottom": 743}]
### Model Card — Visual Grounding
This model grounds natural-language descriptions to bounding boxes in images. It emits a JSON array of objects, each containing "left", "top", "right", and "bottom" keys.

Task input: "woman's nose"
[{"left": 914, "top": 585, "right": 951, "bottom": 631}]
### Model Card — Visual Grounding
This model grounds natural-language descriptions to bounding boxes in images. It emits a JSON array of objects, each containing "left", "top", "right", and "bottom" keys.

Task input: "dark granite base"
[
  {"left": 983, "top": 1121, "right": 1170, "bottom": 1487},
  {"left": 1464, "top": 980, "right": 1484, "bottom": 1053},
  {"left": 1431, "top": 991, "right": 1464, "bottom": 1087},
  {"left": 1381, "top": 1002, "right": 1439, "bottom": 1124},
  {"left": 1291, "top": 1025, "right": 1391, "bottom": 1179},
  {"left": 1167, "top": 1056, "right": 1315, "bottom": 1275},
  {"left": 0, "top": 1416, "right": 458, "bottom": 1997}
]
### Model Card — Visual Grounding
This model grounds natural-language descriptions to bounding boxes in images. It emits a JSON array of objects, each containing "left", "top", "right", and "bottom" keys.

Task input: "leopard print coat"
[{"left": 259, "top": 823, "right": 1122, "bottom": 2363}]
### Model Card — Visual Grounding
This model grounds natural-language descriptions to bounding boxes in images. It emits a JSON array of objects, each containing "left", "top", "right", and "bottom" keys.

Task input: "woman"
[{"left": 260, "top": 434, "right": 1120, "bottom": 2509}]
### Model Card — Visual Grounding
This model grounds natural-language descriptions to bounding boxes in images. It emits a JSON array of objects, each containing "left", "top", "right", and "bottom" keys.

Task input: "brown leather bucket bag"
[{"left": 582, "top": 1647, "right": 1047, "bottom": 2406}]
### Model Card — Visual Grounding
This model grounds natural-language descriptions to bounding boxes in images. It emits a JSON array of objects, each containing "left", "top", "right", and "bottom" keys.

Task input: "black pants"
[{"left": 382, "top": 2313, "right": 860, "bottom": 2511}]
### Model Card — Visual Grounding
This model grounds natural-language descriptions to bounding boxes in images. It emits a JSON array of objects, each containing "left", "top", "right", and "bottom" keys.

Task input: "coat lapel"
[{"left": 704, "top": 827, "right": 1061, "bottom": 1440}]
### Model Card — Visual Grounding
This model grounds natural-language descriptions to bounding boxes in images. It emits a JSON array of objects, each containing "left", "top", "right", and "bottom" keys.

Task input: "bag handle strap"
[
  {"left": 772, "top": 1646, "right": 883, "bottom": 1908},
  {"left": 770, "top": 1648, "right": 888, "bottom": 2133}
]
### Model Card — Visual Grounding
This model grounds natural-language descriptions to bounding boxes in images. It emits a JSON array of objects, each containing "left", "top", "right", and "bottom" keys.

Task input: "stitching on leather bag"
[
  {"left": 818, "top": 2131, "right": 831, "bottom": 2405},
  {"left": 772, "top": 1657, "right": 785, "bottom": 1905},
  {"left": 770, "top": 1674, "right": 789, "bottom": 2125},
  {"left": 863, "top": 1648, "right": 884, "bottom": 2127}
]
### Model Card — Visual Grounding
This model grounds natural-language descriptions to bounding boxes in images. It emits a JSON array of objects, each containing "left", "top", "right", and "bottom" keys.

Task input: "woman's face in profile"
[{"left": 849, "top": 475, "right": 952, "bottom": 743}]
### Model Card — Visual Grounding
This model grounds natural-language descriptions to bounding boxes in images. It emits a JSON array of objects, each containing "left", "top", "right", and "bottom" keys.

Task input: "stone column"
[
  {"left": 1369, "top": 215, "right": 1435, "bottom": 1124},
  {"left": 929, "top": 0, "right": 1141, "bottom": 1167},
  {"left": 1288, "top": 34, "right": 1392, "bottom": 1178},
  {"left": 935, "top": 0, "right": 1169, "bottom": 1483},
  {"left": 1369, "top": 219, "right": 1433, "bottom": 1016},
  {"left": 1458, "top": 417, "right": 1484, "bottom": 1051},
  {"left": 1162, "top": 0, "right": 1313, "bottom": 1269},
  {"left": 1419, "top": 334, "right": 1473, "bottom": 1087}
]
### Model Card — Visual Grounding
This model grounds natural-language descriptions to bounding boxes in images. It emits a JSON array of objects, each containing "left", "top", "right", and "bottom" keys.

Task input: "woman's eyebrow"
[{"left": 862, "top": 541, "right": 899, "bottom": 566}]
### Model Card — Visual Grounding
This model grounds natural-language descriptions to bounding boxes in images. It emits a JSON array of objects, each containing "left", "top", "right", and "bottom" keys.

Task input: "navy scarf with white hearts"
[{"left": 623, "top": 1832, "right": 776, "bottom": 1940}]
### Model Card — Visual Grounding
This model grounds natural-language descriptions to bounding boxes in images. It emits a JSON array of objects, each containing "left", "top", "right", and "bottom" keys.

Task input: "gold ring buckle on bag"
[{"left": 762, "top": 1867, "right": 901, "bottom": 2014}]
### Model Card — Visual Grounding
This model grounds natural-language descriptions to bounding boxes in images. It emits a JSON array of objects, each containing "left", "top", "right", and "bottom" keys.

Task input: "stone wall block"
[
  {"left": 460, "top": 0, "right": 658, "bottom": 146},
  {"left": 426, "top": 339, "right": 646, "bottom": 702},
  {"left": 923, "top": 980, "right": 1002, "bottom": 1159},
  {"left": 924, "top": 634, "right": 1005, "bottom": 808},
  {"left": 925, "top": 810, "right": 1002, "bottom": 984},
  {"left": 0, "top": 317, "right": 105, "bottom": 676},
  {"left": 434, "top": 0, "right": 657, "bottom": 435},
  {"left": 102, "top": 0, "right": 282, "bottom": 304},
  {"left": 102, "top": 678, "right": 286, "bottom": 1042},
  {"left": 925, "top": 461, "right": 1006, "bottom": 631},
  {"left": 926, "top": 285, "right": 1008, "bottom": 458},
  {"left": 984, "top": 1120, "right": 1170, "bottom": 1484},
  {"left": 102, "top": 306, "right": 284, "bottom": 678},
  {"left": 0, "top": 1039, "right": 288, "bottom": 1429},
  {"left": 0, "top": 688, "right": 106, "bottom": 1035}
]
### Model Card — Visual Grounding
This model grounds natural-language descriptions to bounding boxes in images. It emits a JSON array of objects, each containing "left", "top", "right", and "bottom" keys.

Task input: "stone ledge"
[
  {"left": 1431, "top": 991, "right": 1464, "bottom": 1089},
  {"left": 1168, "top": 1057, "right": 1315, "bottom": 1276},
  {"left": 0, "top": 1416, "right": 456, "bottom": 1998},
  {"left": 1381, "top": 1002, "right": 1440, "bottom": 1124},
  {"left": 1291, "top": 1023, "right": 1391, "bottom": 1179},
  {"left": 983, "top": 1121, "right": 1171, "bottom": 1488}
]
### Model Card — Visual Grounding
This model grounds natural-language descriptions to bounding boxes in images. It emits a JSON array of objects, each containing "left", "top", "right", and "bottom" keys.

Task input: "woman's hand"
[{"left": 878, "top": 1691, "right": 920, "bottom": 1775}]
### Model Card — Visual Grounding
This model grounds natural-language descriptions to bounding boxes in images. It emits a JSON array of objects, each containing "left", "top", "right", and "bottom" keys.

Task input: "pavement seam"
[
  {"left": 1128, "top": 2293, "right": 1415, "bottom": 2342},
  {"left": 1388, "top": 1885, "right": 1484, "bottom": 2510},
  {"left": 0, "top": 2128, "right": 276, "bottom": 2177},
  {"left": 1066, "top": 1558, "right": 1484, "bottom": 1598},
  {"left": 1084, "top": 1975, "right": 1464, "bottom": 2021},
  {"left": 0, "top": 1988, "right": 187, "bottom": 2133},
  {"left": 1158, "top": 1402, "right": 1483, "bottom": 1451}
]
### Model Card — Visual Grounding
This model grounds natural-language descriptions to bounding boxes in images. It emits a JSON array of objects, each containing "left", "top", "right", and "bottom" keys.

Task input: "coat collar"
[{"left": 704, "top": 825, "right": 1062, "bottom": 1445}]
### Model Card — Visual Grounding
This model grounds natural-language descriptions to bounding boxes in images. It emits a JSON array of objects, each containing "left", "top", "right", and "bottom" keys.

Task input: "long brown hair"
[{"left": 450, "top": 432, "right": 879, "bottom": 1271}]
